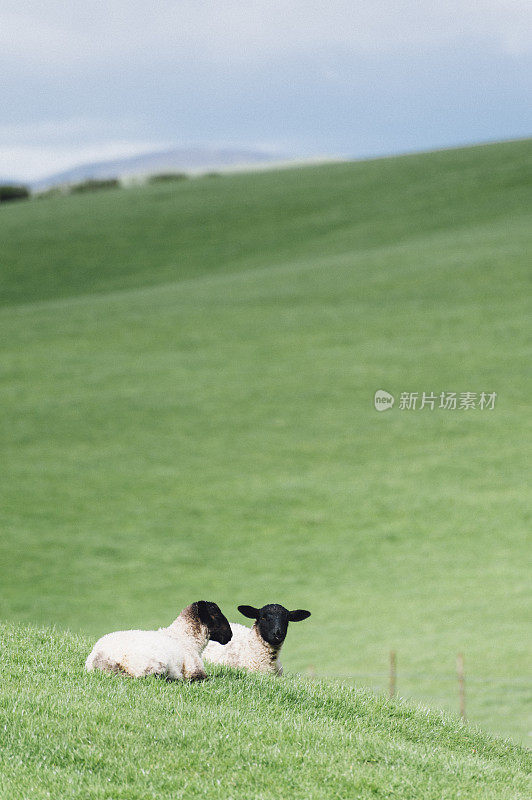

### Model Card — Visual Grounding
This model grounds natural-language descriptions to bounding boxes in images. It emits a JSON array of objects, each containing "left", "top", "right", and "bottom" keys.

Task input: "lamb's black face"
[
  {"left": 195, "top": 601, "right": 233, "bottom": 645},
  {"left": 256, "top": 604, "right": 290, "bottom": 647},
  {"left": 238, "top": 603, "right": 311, "bottom": 648}
]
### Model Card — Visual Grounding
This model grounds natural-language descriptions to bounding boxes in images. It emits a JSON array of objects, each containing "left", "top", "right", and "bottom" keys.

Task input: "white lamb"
[
  {"left": 203, "top": 603, "right": 310, "bottom": 675},
  {"left": 85, "top": 601, "right": 232, "bottom": 681}
]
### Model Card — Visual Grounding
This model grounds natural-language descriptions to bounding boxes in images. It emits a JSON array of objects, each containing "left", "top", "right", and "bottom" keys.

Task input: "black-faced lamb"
[
  {"left": 203, "top": 603, "right": 310, "bottom": 675},
  {"left": 85, "top": 601, "right": 232, "bottom": 681}
]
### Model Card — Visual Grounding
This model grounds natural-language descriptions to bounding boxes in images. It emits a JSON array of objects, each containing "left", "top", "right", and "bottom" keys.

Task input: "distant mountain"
[{"left": 31, "top": 147, "right": 291, "bottom": 190}]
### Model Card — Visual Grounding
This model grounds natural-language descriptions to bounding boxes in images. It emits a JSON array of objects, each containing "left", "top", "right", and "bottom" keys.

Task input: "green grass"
[
  {"left": 2, "top": 140, "right": 530, "bottom": 307},
  {"left": 1, "top": 139, "right": 531, "bottom": 764},
  {"left": 1, "top": 623, "right": 530, "bottom": 800}
]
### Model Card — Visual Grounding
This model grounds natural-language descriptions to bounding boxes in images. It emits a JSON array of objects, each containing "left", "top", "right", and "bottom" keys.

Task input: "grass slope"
[
  {"left": 1, "top": 140, "right": 530, "bottom": 307},
  {"left": 1, "top": 140, "right": 531, "bottom": 746},
  {"left": 1, "top": 624, "right": 530, "bottom": 800}
]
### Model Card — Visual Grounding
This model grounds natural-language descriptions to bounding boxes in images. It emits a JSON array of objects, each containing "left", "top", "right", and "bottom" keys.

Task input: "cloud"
[
  {"left": 0, "top": 117, "right": 175, "bottom": 180},
  {"left": 1, "top": 0, "right": 531, "bottom": 70},
  {"left": 0, "top": 139, "right": 173, "bottom": 182},
  {"left": 0, "top": 2, "right": 530, "bottom": 179},
  {"left": 0, "top": 118, "right": 125, "bottom": 145}
]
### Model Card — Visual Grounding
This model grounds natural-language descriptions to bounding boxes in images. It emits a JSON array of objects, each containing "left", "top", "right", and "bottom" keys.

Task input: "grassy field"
[
  {"left": 1, "top": 139, "right": 531, "bottom": 762},
  {"left": 1, "top": 623, "right": 530, "bottom": 800}
]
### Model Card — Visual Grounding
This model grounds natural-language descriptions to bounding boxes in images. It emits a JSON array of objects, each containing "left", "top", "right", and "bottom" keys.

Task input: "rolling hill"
[
  {"left": 0, "top": 138, "right": 531, "bottom": 757},
  {"left": 0, "top": 623, "right": 530, "bottom": 799}
]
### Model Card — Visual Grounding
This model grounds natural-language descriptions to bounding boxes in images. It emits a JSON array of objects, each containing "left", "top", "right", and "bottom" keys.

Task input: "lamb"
[
  {"left": 85, "top": 601, "right": 232, "bottom": 681},
  {"left": 203, "top": 603, "right": 310, "bottom": 675}
]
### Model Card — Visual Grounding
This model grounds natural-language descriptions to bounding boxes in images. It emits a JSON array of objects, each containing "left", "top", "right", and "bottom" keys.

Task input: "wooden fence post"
[
  {"left": 389, "top": 650, "right": 396, "bottom": 698},
  {"left": 456, "top": 653, "right": 466, "bottom": 721}
]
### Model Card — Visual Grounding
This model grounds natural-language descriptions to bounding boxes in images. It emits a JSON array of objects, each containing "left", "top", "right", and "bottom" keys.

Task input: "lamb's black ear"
[
  {"left": 238, "top": 605, "right": 260, "bottom": 619},
  {"left": 195, "top": 601, "right": 210, "bottom": 624},
  {"left": 288, "top": 609, "right": 311, "bottom": 622}
]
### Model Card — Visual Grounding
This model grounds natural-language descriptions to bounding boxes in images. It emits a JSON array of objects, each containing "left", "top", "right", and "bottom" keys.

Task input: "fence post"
[
  {"left": 389, "top": 650, "right": 396, "bottom": 698},
  {"left": 456, "top": 653, "right": 466, "bottom": 721}
]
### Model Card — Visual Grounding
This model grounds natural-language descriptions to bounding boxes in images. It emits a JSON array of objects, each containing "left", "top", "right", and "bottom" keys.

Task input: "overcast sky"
[{"left": 1, "top": 0, "right": 531, "bottom": 180}]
